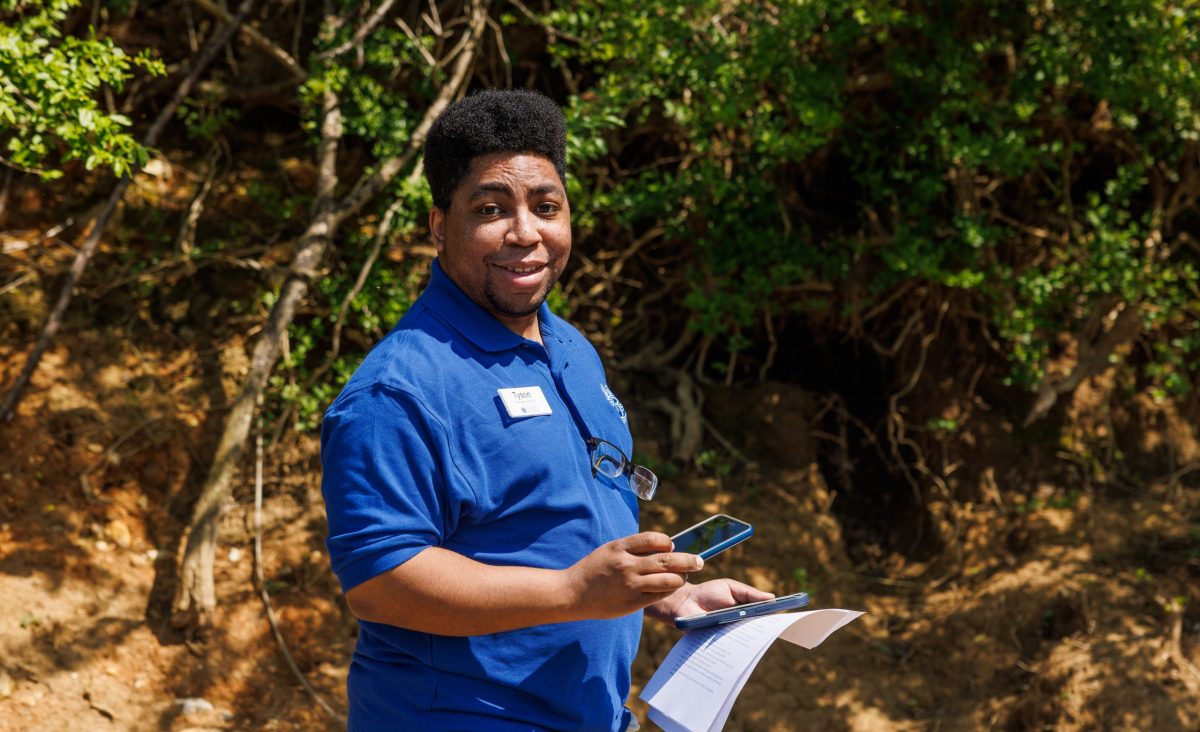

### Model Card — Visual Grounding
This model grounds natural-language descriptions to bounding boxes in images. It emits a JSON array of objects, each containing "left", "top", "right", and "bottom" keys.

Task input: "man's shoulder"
[{"left": 336, "top": 303, "right": 466, "bottom": 400}]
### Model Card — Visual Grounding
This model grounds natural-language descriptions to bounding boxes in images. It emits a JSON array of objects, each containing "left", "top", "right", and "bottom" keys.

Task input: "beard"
[{"left": 485, "top": 291, "right": 545, "bottom": 318}]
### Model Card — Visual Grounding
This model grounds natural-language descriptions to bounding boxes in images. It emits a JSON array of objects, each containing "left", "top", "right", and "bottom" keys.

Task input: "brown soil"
[{"left": 2, "top": 331, "right": 1200, "bottom": 731}]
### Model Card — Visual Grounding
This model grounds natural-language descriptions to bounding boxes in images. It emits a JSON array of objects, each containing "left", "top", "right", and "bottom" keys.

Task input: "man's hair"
[{"left": 423, "top": 89, "right": 567, "bottom": 210}]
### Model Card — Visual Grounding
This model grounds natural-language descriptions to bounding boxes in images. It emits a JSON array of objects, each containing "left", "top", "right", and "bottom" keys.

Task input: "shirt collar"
[{"left": 422, "top": 259, "right": 558, "bottom": 353}]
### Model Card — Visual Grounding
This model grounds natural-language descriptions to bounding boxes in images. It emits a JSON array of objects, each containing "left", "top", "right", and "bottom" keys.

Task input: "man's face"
[{"left": 430, "top": 152, "right": 571, "bottom": 335}]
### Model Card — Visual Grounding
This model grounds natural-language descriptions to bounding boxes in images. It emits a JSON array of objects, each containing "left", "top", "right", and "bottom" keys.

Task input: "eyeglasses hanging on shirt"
[{"left": 586, "top": 437, "right": 658, "bottom": 501}]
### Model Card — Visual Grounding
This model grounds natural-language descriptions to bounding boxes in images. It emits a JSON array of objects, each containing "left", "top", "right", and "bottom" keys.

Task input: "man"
[{"left": 321, "top": 89, "right": 772, "bottom": 731}]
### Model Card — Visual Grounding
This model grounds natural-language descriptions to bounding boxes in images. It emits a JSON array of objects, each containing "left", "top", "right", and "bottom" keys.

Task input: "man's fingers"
[
  {"left": 620, "top": 531, "right": 676, "bottom": 555},
  {"left": 642, "top": 589, "right": 681, "bottom": 603},
  {"left": 725, "top": 579, "right": 774, "bottom": 603},
  {"left": 641, "top": 551, "right": 702, "bottom": 575},
  {"left": 634, "top": 571, "right": 688, "bottom": 593}
]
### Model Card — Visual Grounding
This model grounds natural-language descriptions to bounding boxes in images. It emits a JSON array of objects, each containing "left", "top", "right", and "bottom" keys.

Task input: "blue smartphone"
[
  {"left": 671, "top": 514, "right": 754, "bottom": 560},
  {"left": 674, "top": 592, "right": 810, "bottom": 630}
]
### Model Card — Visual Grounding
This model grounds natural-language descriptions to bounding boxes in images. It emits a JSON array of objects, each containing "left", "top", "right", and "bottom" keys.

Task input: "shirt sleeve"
[{"left": 320, "top": 383, "right": 473, "bottom": 593}]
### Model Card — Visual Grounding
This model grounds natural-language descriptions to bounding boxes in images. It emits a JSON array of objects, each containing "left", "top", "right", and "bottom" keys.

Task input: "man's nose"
[{"left": 504, "top": 208, "right": 541, "bottom": 246}]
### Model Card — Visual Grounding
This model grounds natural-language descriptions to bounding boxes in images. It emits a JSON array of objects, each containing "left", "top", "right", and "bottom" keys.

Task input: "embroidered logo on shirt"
[{"left": 601, "top": 383, "right": 627, "bottom": 424}]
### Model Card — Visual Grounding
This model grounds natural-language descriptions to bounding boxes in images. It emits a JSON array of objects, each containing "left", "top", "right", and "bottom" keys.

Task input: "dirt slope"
[{"left": 2, "top": 337, "right": 1199, "bottom": 731}]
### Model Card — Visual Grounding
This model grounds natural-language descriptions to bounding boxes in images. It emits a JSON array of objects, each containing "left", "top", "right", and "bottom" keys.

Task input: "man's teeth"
[{"left": 502, "top": 265, "right": 542, "bottom": 273}]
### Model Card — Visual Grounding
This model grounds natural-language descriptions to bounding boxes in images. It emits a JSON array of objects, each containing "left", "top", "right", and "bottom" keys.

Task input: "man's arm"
[{"left": 346, "top": 531, "right": 703, "bottom": 636}]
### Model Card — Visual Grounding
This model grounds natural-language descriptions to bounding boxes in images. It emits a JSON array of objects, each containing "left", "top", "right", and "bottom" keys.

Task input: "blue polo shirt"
[{"left": 321, "top": 260, "right": 641, "bottom": 731}]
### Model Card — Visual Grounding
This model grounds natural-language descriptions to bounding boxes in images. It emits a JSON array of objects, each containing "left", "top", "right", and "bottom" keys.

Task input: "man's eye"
[
  {"left": 478, "top": 204, "right": 502, "bottom": 216},
  {"left": 536, "top": 203, "right": 560, "bottom": 215}
]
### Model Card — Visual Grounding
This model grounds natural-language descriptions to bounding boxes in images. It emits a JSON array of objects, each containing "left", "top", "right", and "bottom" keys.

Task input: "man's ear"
[{"left": 429, "top": 207, "right": 445, "bottom": 253}]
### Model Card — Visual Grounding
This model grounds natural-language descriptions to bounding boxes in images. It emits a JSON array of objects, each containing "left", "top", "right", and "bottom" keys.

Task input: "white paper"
[{"left": 640, "top": 608, "right": 864, "bottom": 732}]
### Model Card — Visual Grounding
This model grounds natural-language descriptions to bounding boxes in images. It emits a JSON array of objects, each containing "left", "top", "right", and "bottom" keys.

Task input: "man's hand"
[
  {"left": 564, "top": 531, "right": 704, "bottom": 619},
  {"left": 645, "top": 579, "right": 775, "bottom": 625},
  {"left": 346, "top": 532, "right": 706, "bottom": 636}
]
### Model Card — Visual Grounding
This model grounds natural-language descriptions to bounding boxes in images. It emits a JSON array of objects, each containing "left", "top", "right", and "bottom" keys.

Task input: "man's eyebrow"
[
  {"left": 466, "top": 181, "right": 564, "bottom": 201},
  {"left": 466, "top": 182, "right": 513, "bottom": 201},
  {"left": 528, "top": 183, "right": 564, "bottom": 197}
]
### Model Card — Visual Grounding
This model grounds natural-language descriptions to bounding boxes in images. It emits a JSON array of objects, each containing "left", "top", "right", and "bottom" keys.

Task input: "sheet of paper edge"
[
  {"left": 642, "top": 608, "right": 865, "bottom": 731},
  {"left": 778, "top": 607, "right": 866, "bottom": 649}
]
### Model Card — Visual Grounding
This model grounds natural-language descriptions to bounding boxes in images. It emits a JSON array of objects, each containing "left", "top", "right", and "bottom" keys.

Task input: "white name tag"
[{"left": 498, "top": 386, "right": 553, "bottom": 418}]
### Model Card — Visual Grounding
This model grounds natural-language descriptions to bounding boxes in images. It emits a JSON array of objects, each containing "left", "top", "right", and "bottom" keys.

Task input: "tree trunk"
[
  {"left": 172, "top": 85, "right": 344, "bottom": 629},
  {"left": 1022, "top": 301, "right": 1142, "bottom": 427},
  {"left": 170, "top": 0, "right": 487, "bottom": 629}
]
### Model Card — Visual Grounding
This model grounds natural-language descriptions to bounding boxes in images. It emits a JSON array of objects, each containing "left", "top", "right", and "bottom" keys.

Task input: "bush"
[{"left": 0, "top": 0, "right": 163, "bottom": 179}]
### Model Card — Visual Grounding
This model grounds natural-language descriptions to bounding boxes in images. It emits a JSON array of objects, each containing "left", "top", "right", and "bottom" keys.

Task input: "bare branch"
[
  {"left": 78, "top": 416, "right": 165, "bottom": 501},
  {"left": 423, "top": 0, "right": 444, "bottom": 36},
  {"left": 758, "top": 309, "right": 777, "bottom": 382},
  {"left": 1023, "top": 301, "right": 1143, "bottom": 427},
  {"left": 172, "top": 80, "right": 343, "bottom": 630},
  {"left": 1, "top": 0, "right": 260, "bottom": 422},
  {"left": 333, "top": 0, "right": 488, "bottom": 225},
  {"left": 172, "top": 0, "right": 492, "bottom": 630},
  {"left": 318, "top": 0, "right": 402, "bottom": 60},
  {"left": 0, "top": 169, "right": 10, "bottom": 227},
  {"left": 301, "top": 165, "right": 421, "bottom": 392},
  {"left": 506, "top": 0, "right": 581, "bottom": 43},
  {"left": 291, "top": 0, "right": 306, "bottom": 61},
  {"left": 189, "top": 0, "right": 307, "bottom": 80},
  {"left": 884, "top": 299, "right": 956, "bottom": 568},
  {"left": 395, "top": 15, "right": 438, "bottom": 68},
  {"left": 486, "top": 14, "right": 512, "bottom": 89},
  {"left": 253, "top": 402, "right": 347, "bottom": 726},
  {"left": 648, "top": 370, "right": 705, "bottom": 462},
  {"left": 585, "top": 225, "right": 664, "bottom": 298},
  {"left": 176, "top": 146, "right": 222, "bottom": 262},
  {"left": 0, "top": 154, "right": 54, "bottom": 177},
  {"left": 0, "top": 272, "right": 34, "bottom": 297}
]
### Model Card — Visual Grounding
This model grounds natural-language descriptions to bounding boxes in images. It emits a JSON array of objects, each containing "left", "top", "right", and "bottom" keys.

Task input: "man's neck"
[{"left": 496, "top": 313, "right": 543, "bottom": 344}]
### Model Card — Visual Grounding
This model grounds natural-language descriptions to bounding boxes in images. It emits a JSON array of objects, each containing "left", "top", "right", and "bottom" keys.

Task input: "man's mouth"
[
  {"left": 490, "top": 261, "right": 550, "bottom": 290},
  {"left": 494, "top": 262, "right": 546, "bottom": 274}
]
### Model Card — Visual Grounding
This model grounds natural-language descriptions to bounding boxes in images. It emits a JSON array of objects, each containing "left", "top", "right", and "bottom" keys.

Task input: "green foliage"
[
  {"left": 553, "top": 0, "right": 850, "bottom": 342},
  {"left": 270, "top": 0, "right": 1200, "bottom": 431},
  {"left": 179, "top": 94, "right": 238, "bottom": 142},
  {"left": 302, "top": 5, "right": 435, "bottom": 160},
  {"left": 0, "top": 0, "right": 163, "bottom": 179},
  {"left": 19, "top": 609, "right": 41, "bottom": 629},
  {"left": 693, "top": 447, "right": 735, "bottom": 476},
  {"left": 267, "top": 10, "right": 462, "bottom": 429},
  {"left": 791, "top": 565, "right": 825, "bottom": 598},
  {"left": 548, "top": 0, "right": 1200, "bottom": 395},
  {"left": 924, "top": 417, "right": 960, "bottom": 435},
  {"left": 633, "top": 452, "right": 680, "bottom": 481},
  {"left": 544, "top": 283, "right": 572, "bottom": 319},
  {"left": 272, "top": 173, "right": 431, "bottom": 432},
  {"left": 18, "top": 0, "right": 1195, "bottom": 445}
]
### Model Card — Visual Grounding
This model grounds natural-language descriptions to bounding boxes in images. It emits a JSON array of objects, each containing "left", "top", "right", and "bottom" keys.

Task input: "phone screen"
[{"left": 671, "top": 515, "right": 752, "bottom": 557}]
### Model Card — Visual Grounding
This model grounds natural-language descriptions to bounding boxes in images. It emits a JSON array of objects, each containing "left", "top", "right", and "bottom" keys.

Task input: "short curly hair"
[{"left": 423, "top": 89, "right": 567, "bottom": 210}]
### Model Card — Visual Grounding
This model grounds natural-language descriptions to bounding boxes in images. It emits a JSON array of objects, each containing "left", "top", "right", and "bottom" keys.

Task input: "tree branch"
[
  {"left": 0, "top": 0, "right": 259, "bottom": 422},
  {"left": 318, "top": 0, "right": 401, "bottom": 60},
  {"left": 189, "top": 0, "right": 307, "bottom": 80},
  {"left": 1022, "top": 302, "right": 1143, "bottom": 427},
  {"left": 332, "top": 0, "right": 487, "bottom": 226},
  {"left": 171, "top": 0, "right": 492, "bottom": 630},
  {"left": 172, "top": 80, "right": 343, "bottom": 630}
]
